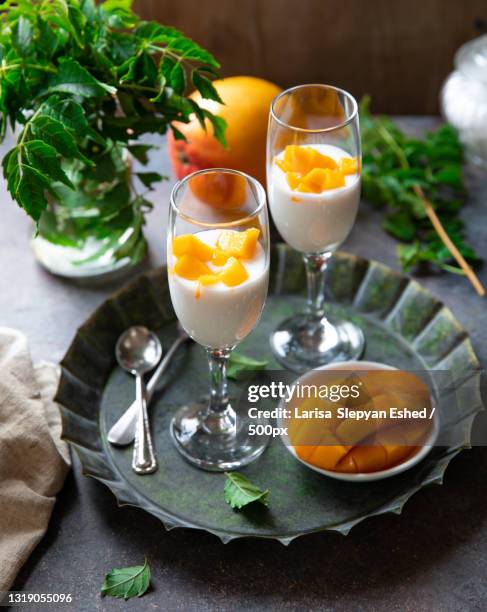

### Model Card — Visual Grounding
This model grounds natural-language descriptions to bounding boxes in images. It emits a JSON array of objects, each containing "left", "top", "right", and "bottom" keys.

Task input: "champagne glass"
[
  {"left": 167, "top": 168, "right": 270, "bottom": 471},
  {"left": 267, "top": 84, "right": 364, "bottom": 372}
]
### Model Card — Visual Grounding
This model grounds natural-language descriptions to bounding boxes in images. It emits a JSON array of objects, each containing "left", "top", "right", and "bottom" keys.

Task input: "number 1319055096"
[{"left": 2, "top": 592, "right": 73, "bottom": 605}]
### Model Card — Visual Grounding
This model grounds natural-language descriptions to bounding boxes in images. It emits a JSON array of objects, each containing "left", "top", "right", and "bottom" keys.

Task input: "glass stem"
[
  {"left": 207, "top": 348, "right": 232, "bottom": 414},
  {"left": 304, "top": 253, "right": 330, "bottom": 319}
]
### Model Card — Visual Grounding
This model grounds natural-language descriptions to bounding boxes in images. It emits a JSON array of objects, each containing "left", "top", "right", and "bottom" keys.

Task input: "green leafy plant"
[
  {"left": 224, "top": 472, "right": 269, "bottom": 509},
  {"left": 101, "top": 558, "right": 151, "bottom": 600},
  {"left": 0, "top": 0, "right": 225, "bottom": 265},
  {"left": 227, "top": 351, "right": 268, "bottom": 380},
  {"left": 360, "top": 97, "right": 484, "bottom": 295}
]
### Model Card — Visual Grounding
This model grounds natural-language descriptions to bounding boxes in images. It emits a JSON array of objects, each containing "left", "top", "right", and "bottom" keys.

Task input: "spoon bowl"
[{"left": 116, "top": 326, "right": 162, "bottom": 375}]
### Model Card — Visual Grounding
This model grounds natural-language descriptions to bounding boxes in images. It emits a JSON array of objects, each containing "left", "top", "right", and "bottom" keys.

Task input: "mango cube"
[
  {"left": 212, "top": 248, "right": 230, "bottom": 266},
  {"left": 199, "top": 273, "right": 221, "bottom": 286},
  {"left": 339, "top": 157, "right": 359, "bottom": 175},
  {"left": 299, "top": 168, "right": 345, "bottom": 193},
  {"left": 216, "top": 228, "right": 260, "bottom": 260},
  {"left": 278, "top": 145, "right": 337, "bottom": 174},
  {"left": 285, "top": 171, "right": 302, "bottom": 190},
  {"left": 172, "top": 234, "right": 214, "bottom": 261},
  {"left": 174, "top": 254, "right": 212, "bottom": 280},
  {"left": 219, "top": 257, "right": 249, "bottom": 286}
]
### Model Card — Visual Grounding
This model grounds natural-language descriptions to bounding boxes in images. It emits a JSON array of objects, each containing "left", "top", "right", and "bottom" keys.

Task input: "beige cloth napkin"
[{"left": 0, "top": 328, "right": 70, "bottom": 591}]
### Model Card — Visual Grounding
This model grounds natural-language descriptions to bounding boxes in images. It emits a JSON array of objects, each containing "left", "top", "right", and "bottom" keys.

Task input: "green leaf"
[
  {"left": 13, "top": 16, "right": 33, "bottom": 55},
  {"left": 37, "top": 17, "right": 59, "bottom": 57},
  {"left": 101, "top": 558, "right": 150, "bottom": 600},
  {"left": 41, "top": 97, "right": 103, "bottom": 143},
  {"left": 24, "top": 140, "right": 74, "bottom": 188},
  {"left": 191, "top": 70, "right": 223, "bottom": 103},
  {"left": 3, "top": 147, "right": 20, "bottom": 196},
  {"left": 170, "top": 61, "right": 186, "bottom": 94},
  {"left": 224, "top": 472, "right": 269, "bottom": 510},
  {"left": 67, "top": 2, "right": 87, "bottom": 46},
  {"left": 128, "top": 144, "right": 152, "bottom": 164},
  {"left": 433, "top": 166, "right": 463, "bottom": 190},
  {"left": 16, "top": 164, "right": 53, "bottom": 222},
  {"left": 227, "top": 352, "right": 268, "bottom": 380},
  {"left": 31, "top": 115, "right": 92, "bottom": 164},
  {"left": 203, "top": 111, "right": 228, "bottom": 148},
  {"left": 136, "top": 171, "right": 164, "bottom": 188},
  {"left": 167, "top": 37, "right": 220, "bottom": 68},
  {"left": 383, "top": 210, "right": 416, "bottom": 241},
  {"left": 48, "top": 59, "right": 116, "bottom": 97}
]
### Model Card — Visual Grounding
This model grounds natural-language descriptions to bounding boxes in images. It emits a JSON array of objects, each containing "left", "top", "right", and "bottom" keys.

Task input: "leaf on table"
[
  {"left": 101, "top": 558, "right": 151, "bottom": 600},
  {"left": 359, "top": 97, "right": 481, "bottom": 273},
  {"left": 224, "top": 472, "right": 269, "bottom": 510},
  {"left": 227, "top": 352, "right": 268, "bottom": 380}
]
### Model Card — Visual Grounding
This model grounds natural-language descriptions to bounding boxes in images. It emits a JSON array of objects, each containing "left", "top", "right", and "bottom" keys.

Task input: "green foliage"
[
  {"left": 224, "top": 472, "right": 269, "bottom": 509},
  {"left": 101, "top": 558, "right": 151, "bottom": 600},
  {"left": 0, "top": 0, "right": 226, "bottom": 261},
  {"left": 360, "top": 97, "right": 481, "bottom": 274},
  {"left": 227, "top": 351, "right": 268, "bottom": 380}
]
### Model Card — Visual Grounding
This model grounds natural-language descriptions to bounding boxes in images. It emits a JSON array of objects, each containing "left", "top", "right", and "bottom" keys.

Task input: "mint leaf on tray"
[
  {"left": 224, "top": 472, "right": 269, "bottom": 509},
  {"left": 101, "top": 558, "right": 151, "bottom": 600},
  {"left": 227, "top": 352, "right": 268, "bottom": 380}
]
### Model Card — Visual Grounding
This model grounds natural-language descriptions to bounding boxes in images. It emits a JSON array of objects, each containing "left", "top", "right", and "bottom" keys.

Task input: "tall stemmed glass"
[
  {"left": 168, "top": 169, "right": 270, "bottom": 471},
  {"left": 267, "top": 84, "right": 364, "bottom": 372}
]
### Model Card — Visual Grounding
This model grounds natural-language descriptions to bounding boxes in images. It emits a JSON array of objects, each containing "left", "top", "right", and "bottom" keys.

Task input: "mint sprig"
[
  {"left": 360, "top": 97, "right": 481, "bottom": 275},
  {"left": 227, "top": 352, "right": 268, "bottom": 380}
]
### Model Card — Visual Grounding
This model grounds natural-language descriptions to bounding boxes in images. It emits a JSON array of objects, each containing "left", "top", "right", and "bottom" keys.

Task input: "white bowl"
[{"left": 278, "top": 360, "right": 440, "bottom": 482}]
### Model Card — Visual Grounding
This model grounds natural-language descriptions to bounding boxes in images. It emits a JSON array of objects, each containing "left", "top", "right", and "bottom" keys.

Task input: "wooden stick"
[{"left": 413, "top": 185, "right": 485, "bottom": 297}]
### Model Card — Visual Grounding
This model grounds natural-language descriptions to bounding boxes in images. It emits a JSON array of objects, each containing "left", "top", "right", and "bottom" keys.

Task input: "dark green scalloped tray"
[{"left": 56, "top": 245, "right": 483, "bottom": 544}]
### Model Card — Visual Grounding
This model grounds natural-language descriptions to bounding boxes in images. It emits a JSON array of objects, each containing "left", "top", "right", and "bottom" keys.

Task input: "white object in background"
[{"left": 441, "top": 34, "right": 487, "bottom": 168}]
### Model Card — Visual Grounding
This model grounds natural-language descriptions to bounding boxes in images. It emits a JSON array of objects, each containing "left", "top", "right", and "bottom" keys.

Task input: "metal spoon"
[
  {"left": 115, "top": 326, "right": 162, "bottom": 474},
  {"left": 108, "top": 323, "right": 190, "bottom": 446}
]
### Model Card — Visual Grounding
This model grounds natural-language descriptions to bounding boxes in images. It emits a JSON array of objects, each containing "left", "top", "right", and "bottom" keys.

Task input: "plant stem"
[
  {"left": 413, "top": 185, "right": 485, "bottom": 296},
  {"left": 377, "top": 123, "right": 485, "bottom": 296}
]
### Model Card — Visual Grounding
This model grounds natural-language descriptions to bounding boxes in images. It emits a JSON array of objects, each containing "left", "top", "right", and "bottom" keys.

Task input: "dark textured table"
[{"left": 2, "top": 119, "right": 486, "bottom": 611}]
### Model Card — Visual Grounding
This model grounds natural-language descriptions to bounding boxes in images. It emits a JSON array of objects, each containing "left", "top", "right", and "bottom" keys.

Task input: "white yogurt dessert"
[
  {"left": 269, "top": 144, "right": 361, "bottom": 253},
  {"left": 168, "top": 228, "right": 269, "bottom": 349}
]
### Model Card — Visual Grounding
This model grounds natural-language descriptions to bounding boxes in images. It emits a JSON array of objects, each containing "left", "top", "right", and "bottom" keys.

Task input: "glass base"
[
  {"left": 31, "top": 235, "right": 145, "bottom": 284},
  {"left": 170, "top": 401, "right": 269, "bottom": 472},
  {"left": 270, "top": 312, "right": 365, "bottom": 372}
]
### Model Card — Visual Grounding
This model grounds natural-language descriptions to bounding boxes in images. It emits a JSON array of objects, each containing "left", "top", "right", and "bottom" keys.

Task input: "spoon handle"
[{"left": 132, "top": 374, "right": 157, "bottom": 474}]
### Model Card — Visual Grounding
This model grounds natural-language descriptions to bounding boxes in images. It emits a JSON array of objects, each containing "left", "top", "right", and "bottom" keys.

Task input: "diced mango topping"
[
  {"left": 218, "top": 257, "right": 249, "bottom": 286},
  {"left": 297, "top": 168, "right": 346, "bottom": 193},
  {"left": 172, "top": 234, "right": 214, "bottom": 261},
  {"left": 216, "top": 228, "right": 260, "bottom": 260},
  {"left": 172, "top": 229, "right": 260, "bottom": 296},
  {"left": 276, "top": 145, "right": 358, "bottom": 194},
  {"left": 174, "top": 254, "right": 212, "bottom": 280},
  {"left": 339, "top": 157, "right": 359, "bottom": 175},
  {"left": 212, "top": 248, "right": 229, "bottom": 266},
  {"left": 278, "top": 145, "right": 337, "bottom": 174}
]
